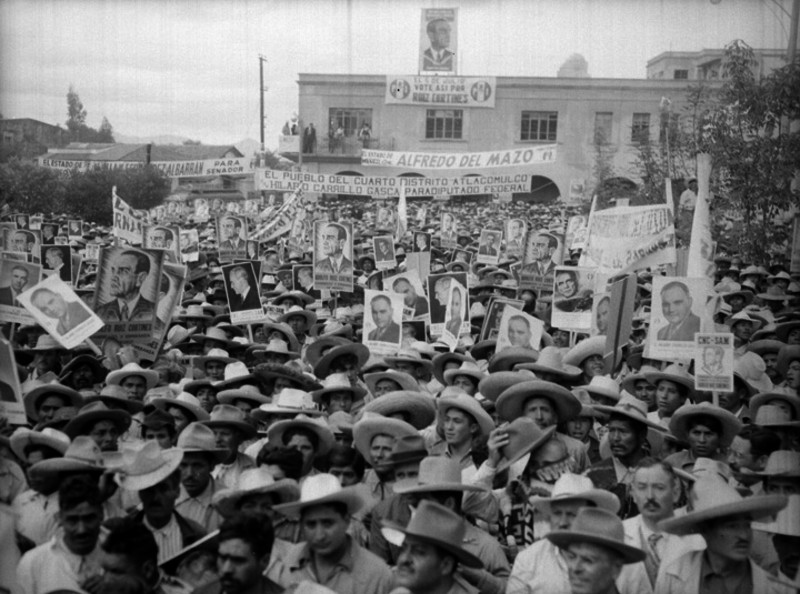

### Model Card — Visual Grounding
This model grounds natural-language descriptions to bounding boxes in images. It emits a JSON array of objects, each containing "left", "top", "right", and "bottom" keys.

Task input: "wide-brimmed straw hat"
[
  {"left": 776, "top": 345, "right": 800, "bottom": 378},
  {"left": 563, "top": 336, "right": 619, "bottom": 368},
  {"left": 749, "top": 392, "right": 800, "bottom": 421},
  {"left": 745, "top": 450, "right": 800, "bottom": 479},
  {"left": 114, "top": 440, "right": 184, "bottom": 492},
  {"left": 249, "top": 338, "right": 299, "bottom": 360},
  {"left": 387, "top": 434, "right": 429, "bottom": 467},
  {"left": 478, "top": 369, "right": 536, "bottom": 402},
  {"left": 151, "top": 391, "right": 210, "bottom": 422},
  {"left": 28, "top": 435, "right": 106, "bottom": 477},
  {"left": 593, "top": 394, "right": 667, "bottom": 432},
  {"left": 58, "top": 354, "right": 107, "bottom": 384},
  {"left": 362, "top": 391, "right": 436, "bottom": 430},
  {"left": 195, "top": 348, "right": 236, "bottom": 367},
  {"left": 352, "top": 412, "right": 419, "bottom": 461},
  {"left": 487, "top": 346, "right": 539, "bottom": 373},
  {"left": 313, "top": 342, "right": 370, "bottom": 378},
  {"left": 753, "top": 405, "right": 800, "bottom": 429},
  {"left": 213, "top": 466, "right": 301, "bottom": 517},
  {"left": 516, "top": 346, "right": 581, "bottom": 380},
  {"left": 64, "top": 401, "right": 132, "bottom": 438},
  {"left": 272, "top": 473, "right": 368, "bottom": 518},
  {"left": 216, "top": 385, "right": 271, "bottom": 408},
  {"left": 105, "top": 362, "right": 159, "bottom": 390},
  {"left": 393, "top": 456, "right": 486, "bottom": 495},
  {"left": 530, "top": 472, "right": 620, "bottom": 516},
  {"left": 273, "top": 291, "right": 314, "bottom": 307},
  {"left": 267, "top": 414, "right": 335, "bottom": 456},
  {"left": 82, "top": 384, "right": 143, "bottom": 414},
  {"left": 620, "top": 365, "right": 660, "bottom": 396},
  {"left": 658, "top": 476, "right": 787, "bottom": 536},
  {"left": 201, "top": 404, "right": 257, "bottom": 439},
  {"left": 310, "top": 373, "right": 367, "bottom": 406},
  {"left": 10, "top": 427, "right": 70, "bottom": 461},
  {"left": 584, "top": 375, "right": 622, "bottom": 403},
  {"left": 251, "top": 389, "right": 323, "bottom": 420},
  {"left": 23, "top": 382, "right": 84, "bottom": 422},
  {"left": 752, "top": 494, "right": 800, "bottom": 537},
  {"left": 381, "top": 500, "right": 483, "bottom": 569},
  {"left": 644, "top": 364, "right": 696, "bottom": 401},
  {"left": 432, "top": 352, "right": 474, "bottom": 385},
  {"left": 364, "top": 370, "right": 421, "bottom": 394},
  {"left": 668, "top": 402, "right": 743, "bottom": 447},
  {"left": 278, "top": 305, "right": 317, "bottom": 327},
  {"left": 496, "top": 418, "right": 556, "bottom": 473},
  {"left": 547, "top": 507, "right": 645, "bottom": 564},
  {"left": 192, "top": 327, "right": 237, "bottom": 349},
  {"left": 495, "top": 380, "right": 581, "bottom": 423},
  {"left": 437, "top": 392, "right": 495, "bottom": 437},
  {"left": 384, "top": 349, "right": 434, "bottom": 374},
  {"left": 176, "top": 422, "right": 228, "bottom": 464},
  {"left": 442, "top": 361, "right": 486, "bottom": 386}
]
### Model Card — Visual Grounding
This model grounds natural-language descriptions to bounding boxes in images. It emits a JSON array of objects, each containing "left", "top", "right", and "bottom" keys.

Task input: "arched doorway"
[{"left": 512, "top": 175, "right": 560, "bottom": 203}]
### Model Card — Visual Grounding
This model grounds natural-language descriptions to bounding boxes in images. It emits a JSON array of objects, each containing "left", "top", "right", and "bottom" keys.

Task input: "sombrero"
[
  {"left": 436, "top": 393, "right": 495, "bottom": 437},
  {"left": 201, "top": 404, "right": 257, "bottom": 439},
  {"left": 478, "top": 369, "right": 536, "bottom": 402},
  {"left": 432, "top": 351, "right": 474, "bottom": 385},
  {"left": 267, "top": 414, "right": 335, "bottom": 456},
  {"left": 105, "top": 362, "right": 159, "bottom": 390},
  {"left": 212, "top": 466, "right": 301, "bottom": 517},
  {"left": 495, "top": 380, "right": 581, "bottom": 423},
  {"left": 114, "top": 441, "right": 184, "bottom": 492},
  {"left": 251, "top": 388, "right": 323, "bottom": 420},
  {"left": 593, "top": 394, "right": 667, "bottom": 432},
  {"left": 216, "top": 385, "right": 272, "bottom": 408},
  {"left": 668, "top": 402, "right": 743, "bottom": 447},
  {"left": 362, "top": 392, "right": 436, "bottom": 430},
  {"left": 63, "top": 401, "right": 132, "bottom": 438},
  {"left": 151, "top": 391, "right": 210, "bottom": 422},
  {"left": 393, "top": 456, "right": 485, "bottom": 495},
  {"left": 496, "top": 418, "right": 556, "bottom": 473},
  {"left": 310, "top": 373, "right": 367, "bottom": 406},
  {"left": 272, "top": 473, "right": 368, "bottom": 518},
  {"left": 23, "top": 382, "right": 83, "bottom": 422},
  {"left": 515, "top": 346, "right": 581, "bottom": 381},
  {"left": 547, "top": 507, "right": 645, "bottom": 564},
  {"left": 352, "top": 412, "right": 419, "bottom": 461},
  {"left": 643, "top": 364, "right": 696, "bottom": 401},
  {"left": 313, "top": 342, "right": 370, "bottom": 379},
  {"left": 364, "top": 370, "right": 421, "bottom": 394},
  {"left": 443, "top": 361, "right": 486, "bottom": 386},
  {"left": 9, "top": 427, "right": 70, "bottom": 461},
  {"left": 488, "top": 346, "right": 538, "bottom": 373},
  {"left": 530, "top": 472, "right": 620, "bottom": 516}
]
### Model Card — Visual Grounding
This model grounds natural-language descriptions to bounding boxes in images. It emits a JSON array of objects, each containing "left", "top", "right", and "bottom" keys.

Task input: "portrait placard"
[
  {"left": 40, "top": 244, "right": 73, "bottom": 285},
  {"left": 4, "top": 227, "right": 41, "bottom": 261},
  {"left": 443, "top": 279, "right": 467, "bottom": 338},
  {"left": 427, "top": 272, "right": 468, "bottom": 336},
  {"left": 0, "top": 259, "right": 42, "bottom": 325},
  {"left": 143, "top": 225, "right": 181, "bottom": 263},
  {"left": 647, "top": 276, "right": 715, "bottom": 361},
  {"left": 40, "top": 221, "right": 60, "bottom": 243},
  {"left": 374, "top": 235, "right": 397, "bottom": 270},
  {"left": 155, "top": 262, "right": 188, "bottom": 334},
  {"left": 222, "top": 261, "right": 267, "bottom": 325},
  {"left": 420, "top": 7, "right": 457, "bottom": 74},
  {"left": 480, "top": 297, "right": 525, "bottom": 341},
  {"left": 520, "top": 229, "right": 563, "bottom": 293},
  {"left": 385, "top": 269, "right": 429, "bottom": 320},
  {"left": 84, "top": 243, "right": 100, "bottom": 262},
  {"left": 0, "top": 338, "right": 26, "bottom": 425},
  {"left": 694, "top": 333, "right": 734, "bottom": 392},
  {"left": 18, "top": 274, "right": 104, "bottom": 349},
  {"left": 180, "top": 228, "right": 200, "bottom": 263},
  {"left": 376, "top": 207, "right": 396, "bottom": 230},
  {"left": 67, "top": 219, "right": 83, "bottom": 239},
  {"left": 591, "top": 292, "right": 611, "bottom": 336},
  {"left": 216, "top": 215, "right": 248, "bottom": 262},
  {"left": 440, "top": 212, "right": 458, "bottom": 249},
  {"left": 313, "top": 220, "right": 354, "bottom": 292},
  {"left": 14, "top": 213, "right": 30, "bottom": 230},
  {"left": 551, "top": 266, "right": 596, "bottom": 331},
  {"left": 363, "top": 289, "right": 404, "bottom": 355},
  {"left": 402, "top": 320, "right": 427, "bottom": 349},
  {"left": 505, "top": 218, "right": 527, "bottom": 258},
  {"left": 477, "top": 229, "right": 502, "bottom": 265},
  {"left": 496, "top": 306, "right": 544, "bottom": 353},
  {"left": 293, "top": 264, "right": 315, "bottom": 294}
]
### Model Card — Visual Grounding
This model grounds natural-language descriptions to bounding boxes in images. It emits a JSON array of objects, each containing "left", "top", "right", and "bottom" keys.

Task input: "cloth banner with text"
[{"left": 361, "top": 144, "right": 556, "bottom": 169}]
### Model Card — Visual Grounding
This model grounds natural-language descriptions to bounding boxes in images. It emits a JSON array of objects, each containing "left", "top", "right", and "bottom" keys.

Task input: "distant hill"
[{"left": 114, "top": 133, "right": 191, "bottom": 145}]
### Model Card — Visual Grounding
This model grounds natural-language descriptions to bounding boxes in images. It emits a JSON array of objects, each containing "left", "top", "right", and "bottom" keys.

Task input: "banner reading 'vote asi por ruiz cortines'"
[
  {"left": 361, "top": 144, "right": 556, "bottom": 169},
  {"left": 386, "top": 75, "right": 495, "bottom": 108},
  {"left": 255, "top": 169, "right": 531, "bottom": 198}
]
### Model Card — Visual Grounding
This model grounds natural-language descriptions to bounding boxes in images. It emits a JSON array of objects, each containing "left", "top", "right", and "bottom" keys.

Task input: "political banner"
[
  {"left": 579, "top": 203, "right": 676, "bottom": 274},
  {"left": 647, "top": 276, "right": 715, "bottom": 361},
  {"left": 18, "top": 274, "right": 104, "bottom": 350},
  {"left": 496, "top": 307, "right": 544, "bottom": 353},
  {"left": 694, "top": 333, "right": 734, "bottom": 392},
  {"left": 313, "top": 221, "right": 354, "bottom": 292},
  {"left": 255, "top": 169, "right": 531, "bottom": 198},
  {"left": 363, "top": 144, "right": 557, "bottom": 170},
  {"left": 419, "top": 8, "right": 458, "bottom": 74},
  {"left": 223, "top": 262, "right": 267, "bottom": 325},
  {"left": 363, "top": 289, "right": 404, "bottom": 355},
  {"left": 551, "top": 266, "right": 596, "bottom": 331},
  {"left": 388, "top": 74, "right": 497, "bottom": 108},
  {"left": 39, "top": 156, "right": 254, "bottom": 178},
  {"left": 0, "top": 259, "right": 42, "bottom": 325},
  {"left": 113, "top": 187, "right": 145, "bottom": 244},
  {"left": 0, "top": 338, "right": 25, "bottom": 425},
  {"left": 92, "top": 246, "right": 165, "bottom": 356},
  {"left": 477, "top": 229, "right": 502, "bottom": 265}
]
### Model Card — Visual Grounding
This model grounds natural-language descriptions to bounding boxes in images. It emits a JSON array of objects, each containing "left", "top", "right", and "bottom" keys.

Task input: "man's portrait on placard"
[
  {"left": 93, "top": 247, "right": 161, "bottom": 324},
  {"left": 223, "top": 262, "right": 262, "bottom": 313},
  {"left": 440, "top": 212, "right": 457, "bottom": 245},
  {"left": 15, "top": 214, "right": 30, "bottom": 230},
  {"left": 40, "top": 222, "right": 59, "bottom": 243},
  {"left": 313, "top": 221, "right": 354, "bottom": 292},
  {"left": 19, "top": 275, "right": 102, "bottom": 345},
  {"left": 496, "top": 307, "right": 543, "bottom": 353},
  {"left": 648, "top": 276, "right": 715, "bottom": 360},
  {"left": 387, "top": 271, "right": 429, "bottom": 318},
  {"left": 506, "top": 219, "right": 526, "bottom": 255},
  {"left": 373, "top": 235, "right": 396, "bottom": 269},
  {"left": 67, "top": 219, "right": 83, "bottom": 238},
  {"left": 376, "top": 207, "right": 394, "bottom": 229},
  {"left": 0, "top": 260, "right": 39, "bottom": 308},
  {"left": 293, "top": 265, "right": 315, "bottom": 294},
  {"left": 477, "top": 229, "right": 502, "bottom": 264},
  {"left": 591, "top": 292, "right": 611, "bottom": 336},
  {"left": 363, "top": 289, "right": 404, "bottom": 355},
  {"left": 444, "top": 280, "right": 466, "bottom": 337},
  {"left": 5, "top": 228, "right": 39, "bottom": 257},
  {"left": 180, "top": 229, "right": 200, "bottom": 262},
  {"left": 522, "top": 230, "right": 561, "bottom": 277},
  {"left": 40, "top": 244, "right": 73, "bottom": 283},
  {"left": 427, "top": 271, "right": 468, "bottom": 330},
  {"left": 217, "top": 215, "right": 247, "bottom": 258},
  {"left": 420, "top": 8, "right": 457, "bottom": 73}
]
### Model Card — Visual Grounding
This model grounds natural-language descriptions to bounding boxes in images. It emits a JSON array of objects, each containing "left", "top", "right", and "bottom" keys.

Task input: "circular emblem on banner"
[
  {"left": 389, "top": 79, "right": 411, "bottom": 100},
  {"left": 470, "top": 81, "right": 492, "bottom": 102}
]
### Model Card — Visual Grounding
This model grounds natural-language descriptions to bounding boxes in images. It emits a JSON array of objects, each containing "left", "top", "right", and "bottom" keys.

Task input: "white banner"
[
  {"left": 255, "top": 169, "right": 530, "bottom": 198},
  {"left": 39, "top": 157, "right": 254, "bottom": 178},
  {"left": 579, "top": 204, "right": 676, "bottom": 274},
  {"left": 386, "top": 75, "right": 495, "bottom": 108},
  {"left": 112, "top": 187, "right": 145, "bottom": 244},
  {"left": 361, "top": 144, "right": 556, "bottom": 169}
]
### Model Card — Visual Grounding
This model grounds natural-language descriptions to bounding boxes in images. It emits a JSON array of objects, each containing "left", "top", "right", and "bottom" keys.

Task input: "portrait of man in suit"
[
  {"left": 218, "top": 217, "right": 245, "bottom": 252},
  {"left": 68, "top": 220, "right": 82, "bottom": 237},
  {"left": 422, "top": 17, "right": 455, "bottom": 72},
  {"left": 8, "top": 229, "right": 35, "bottom": 254},
  {"left": 30, "top": 287, "right": 92, "bottom": 335},
  {"left": 315, "top": 222, "right": 352, "bottom": 275},
  {"left": 41, "top": 223, "right": 58, "bottom": 243},
  {"left": 506, "top": 219, "right": 526, "bottom": 252},
  {"left": 0, "top": 264, "right": 30, "bottom": 306},
  {"left": 96, "top": 249, "right": 156, "bottom": 322},
  {"left": 149, "top": 227, "right": 175, "bottom": 250},
  {"left": 374, "top": 237, "right": 395, "bottom": 263},
  {"left": 43, "top": 246, "right": 72, "bottom": 283},
  {"left": 227, "top": 265, "right": 262, "bottom": 312},
  {"left": 15, "top": 214, "right": 30, "bottom": 230},
  {"left": 700, "top": 345, "right": 725, "bottom": 376},
  {"left": 367, "top": 294, "right": 400, "bottom": 343},
  {"left": 522, "top": 231, "right": 559, "bottom": 277},
  {"left": 440, "top": 213, "right": 457, "bottom": 243},
  {"left": 445, "top": 285, "right": 463, "bottom": 336},
  {"left": 392, "top": 276, "right": 429, "bottom": 317},
  {"left": 414, "top": 232, "right": 431, "bottom": 253},
  {"left": 478, "top": 231, "right": 501, "bottom": 257},
  {"left": 656, "top": 280, "right": 702, "bottom": 342}
]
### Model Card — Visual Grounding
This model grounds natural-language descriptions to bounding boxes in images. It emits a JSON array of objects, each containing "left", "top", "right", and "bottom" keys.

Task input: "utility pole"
[{"left": 258, "top": 55, "right": 268, "bottom": 153}]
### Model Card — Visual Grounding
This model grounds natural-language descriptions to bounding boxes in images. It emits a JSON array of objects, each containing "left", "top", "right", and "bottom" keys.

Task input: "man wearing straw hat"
[
  {"left": 656, "top": 476, "right": 788, "bottom": 594},
  {"left": 385, "top": 499, "right": 485, "bottom": 594},
  {"left": 544, "top": 506, "right": 647, "bottom": 594},
  {"left": 273, "top": 473, "right": 394, "bottom": 593}
]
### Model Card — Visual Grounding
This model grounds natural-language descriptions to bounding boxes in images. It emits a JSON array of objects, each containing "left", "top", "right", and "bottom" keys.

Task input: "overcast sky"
[{"left": 0, "top": 0, "right": 789, "bottom": 148}]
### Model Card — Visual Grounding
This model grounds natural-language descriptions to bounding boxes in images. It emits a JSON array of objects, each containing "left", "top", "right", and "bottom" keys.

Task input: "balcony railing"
[{"left": 278, "top": 134, "right": 390, "bottom": 156}]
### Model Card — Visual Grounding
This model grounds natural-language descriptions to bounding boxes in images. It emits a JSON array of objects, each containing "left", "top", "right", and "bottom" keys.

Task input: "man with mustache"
[
  {"left": 623, "top": 459, "right": 705, "bottom": 588},
  {"left": 96, "top": 250, "right": 156, "bottom": 322}
]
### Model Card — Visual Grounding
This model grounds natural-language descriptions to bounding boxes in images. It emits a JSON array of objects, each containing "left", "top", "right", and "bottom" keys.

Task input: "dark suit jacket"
[
  {"left": 656, "top": 312, "right": 701, "bottom": 342},
  {"left": 413, "top": 296, "right": 429, "bottom": 317},
  {"left": 219, "top": 239, "right": 244, "bottom": 252},
  {"left": 0, "top": 286, "right": 18, "bottom": 306},
  {"left": 232, "top": 287, "right": 262, "bottom": 312},
  {"left": 368, "top": 321, "right": 400, "bottom": 343},
  {"left": 423, "top": 47, "right": 454, "bottom": 70},
  {"left": 57, "top": 301, "right": 92, "bottom": 334},
  {"left": 96, "top": 296, "right": 156, "bottom": 322},
  {"left": 315, "top": 256, "right": 353, "bottom": 276},
  {"left": 479, "top": 245, "right": 498, "bottom": 256},
  {"left": 127, "top": 510, "right": 206, "bottom": 549}
]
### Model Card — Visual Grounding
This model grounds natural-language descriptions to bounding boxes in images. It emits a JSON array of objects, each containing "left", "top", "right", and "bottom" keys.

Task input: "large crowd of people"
[{"left": 1, "top": 193, "right": 799, "bottom": 594}]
